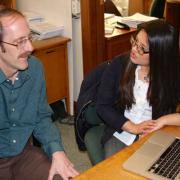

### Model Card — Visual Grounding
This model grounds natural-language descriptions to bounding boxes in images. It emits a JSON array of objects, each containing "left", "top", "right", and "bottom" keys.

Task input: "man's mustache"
[{"left": 18, "top": 52, "right": 31, "bottom": 58}]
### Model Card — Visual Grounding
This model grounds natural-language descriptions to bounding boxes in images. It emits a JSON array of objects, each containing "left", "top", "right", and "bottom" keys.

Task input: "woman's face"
[{"left": 130, "top": 30, "right": 150, "bottom": 67}]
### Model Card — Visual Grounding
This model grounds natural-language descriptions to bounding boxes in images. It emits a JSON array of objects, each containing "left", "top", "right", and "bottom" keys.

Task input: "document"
[
  {"left": 104, "top": 13, "right": 115, "bottom": 20},
  {"left": 113, "top": 131, "right": 136, "bottom": 146},
  {"left": 121, "top": 13, "right": 158, "bottom": 28}
]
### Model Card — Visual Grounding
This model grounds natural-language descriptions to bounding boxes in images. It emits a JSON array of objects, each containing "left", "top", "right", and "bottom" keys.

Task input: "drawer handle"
[{"left": 46, "top": 50, "right": 56, "bottom": 54}]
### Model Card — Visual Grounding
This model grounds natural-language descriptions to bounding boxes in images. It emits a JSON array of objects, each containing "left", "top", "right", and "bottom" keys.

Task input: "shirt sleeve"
[
  {"left": 33, "top": 63, "right": 64, "bottom": 157},
  {"left": 96, "top": 56, "right": 128, "bottom": 132}
]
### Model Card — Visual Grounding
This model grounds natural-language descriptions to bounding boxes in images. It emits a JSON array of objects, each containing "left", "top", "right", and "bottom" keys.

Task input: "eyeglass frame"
[
  {"left": 130, "top": 36, "right": 149, "bottom": 55},
  {"left": 0, "top": 35, "right": 33, "bottom": 50}
]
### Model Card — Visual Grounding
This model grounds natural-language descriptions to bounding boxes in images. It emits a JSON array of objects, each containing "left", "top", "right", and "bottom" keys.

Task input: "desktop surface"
[{"left": 73, "top": 126, "right": 180, "bottom": 180}]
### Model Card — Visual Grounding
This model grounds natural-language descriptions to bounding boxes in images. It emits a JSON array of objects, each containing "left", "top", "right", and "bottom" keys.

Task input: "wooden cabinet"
[
  {"left": 33, "top": 36, "right": 71, "bottom": 114},
  {"left": 105, "top": 28, "right": 136, "bottom": 60},
  {"left": 0, "top": 0, "right": 16, "bottom": 8},
  {"left": 165, "top": 0, "right": 180, "bottom": 31}
]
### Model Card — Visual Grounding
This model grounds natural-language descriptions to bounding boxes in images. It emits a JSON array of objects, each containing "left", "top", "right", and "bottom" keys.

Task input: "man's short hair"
[
  {"left": 0, "top": 6, "right": 24, "bottom": 38},
  {"left": 0, "top": 7, "right": 24, "bottom": 48}
]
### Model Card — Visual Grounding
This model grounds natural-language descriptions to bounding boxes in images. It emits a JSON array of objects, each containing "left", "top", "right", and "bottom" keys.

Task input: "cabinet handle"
[{"left": 46, "top": 50, "right": 56, "bottom": 54}]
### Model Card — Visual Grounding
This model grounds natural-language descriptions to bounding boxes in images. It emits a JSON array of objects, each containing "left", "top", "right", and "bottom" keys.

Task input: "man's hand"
[{"left": 48, "top": 151, "right": 79, "bottom": 180}]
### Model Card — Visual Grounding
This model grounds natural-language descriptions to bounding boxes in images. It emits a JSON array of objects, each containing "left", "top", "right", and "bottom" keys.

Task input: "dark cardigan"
[{"left": 96, "top": 53, "right": 179, "bottom": 144}]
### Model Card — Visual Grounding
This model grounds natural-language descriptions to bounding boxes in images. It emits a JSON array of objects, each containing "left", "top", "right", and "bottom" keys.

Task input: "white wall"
[{"left": 16, "top": 0, "right": 84, "bottom": 114}]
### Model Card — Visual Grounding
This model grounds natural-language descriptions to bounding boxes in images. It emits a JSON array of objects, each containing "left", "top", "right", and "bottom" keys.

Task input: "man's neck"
[
  {"left": 8, "top": 71, "right": 19, "bottom": 83},
  {"left": 0, "top": 62, "right": 19, "bottom": 81}
]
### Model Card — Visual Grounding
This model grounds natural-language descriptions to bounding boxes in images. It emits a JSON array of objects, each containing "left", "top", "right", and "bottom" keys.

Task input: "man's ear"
[{"left": 0, "top": 21, "right": 5, "bottom": 53}]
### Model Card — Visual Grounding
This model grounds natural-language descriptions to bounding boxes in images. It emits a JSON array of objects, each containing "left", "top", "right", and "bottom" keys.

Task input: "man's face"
[{"left": 0, "top": 15, "right": 34, "bottom": 76}]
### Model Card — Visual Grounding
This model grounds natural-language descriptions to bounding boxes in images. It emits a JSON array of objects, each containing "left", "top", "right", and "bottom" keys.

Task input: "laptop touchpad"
[{"left": 137, "top": 142, "right": 163, "bottom": 159}]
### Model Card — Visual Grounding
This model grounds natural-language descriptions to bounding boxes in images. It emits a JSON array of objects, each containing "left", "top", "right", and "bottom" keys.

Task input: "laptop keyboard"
[{"left": 148, "top": 138, "right": 180, "bottom": 180}]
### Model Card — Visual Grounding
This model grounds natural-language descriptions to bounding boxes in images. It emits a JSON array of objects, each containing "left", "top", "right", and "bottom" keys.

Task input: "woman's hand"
[
  {"left": 122, "top": 120, "right": 157, "bottom": 135},
  {"left": 152, "top": 113, "right": 180, "bottom": 131}
]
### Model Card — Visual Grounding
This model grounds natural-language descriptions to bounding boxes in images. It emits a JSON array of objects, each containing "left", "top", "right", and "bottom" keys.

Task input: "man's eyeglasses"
[
  {"left": 130, "top": 36, "right": 149, "bottom": 55},
  {"left": 0, "top": 35, "right": 33, "bottom": 50}
]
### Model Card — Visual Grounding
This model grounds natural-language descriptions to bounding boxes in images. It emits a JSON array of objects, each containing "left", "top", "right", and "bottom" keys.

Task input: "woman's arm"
[
  {"left": 96, "top": 55, "right": 128, "bottom": 132},
  {"left": 122, "top": 120, "right": 157, "bottom": 135},
  {"left": 153, "top": 113, "right": 180, "bottom": 131}
]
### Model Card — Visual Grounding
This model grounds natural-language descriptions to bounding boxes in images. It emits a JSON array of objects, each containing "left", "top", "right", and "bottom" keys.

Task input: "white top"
[{"left": 113, "top": 66, "right": 152, "bottom": 145}]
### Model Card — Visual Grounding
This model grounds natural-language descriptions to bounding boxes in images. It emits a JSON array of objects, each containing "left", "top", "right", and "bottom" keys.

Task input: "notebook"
[{"left": 123, "top": 130, "right": 180, "bottom": 180}]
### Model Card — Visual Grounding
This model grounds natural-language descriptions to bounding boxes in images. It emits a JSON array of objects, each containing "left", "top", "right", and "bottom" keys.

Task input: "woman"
[{"left": 96, "top": 19, "right": 180, "bottom": 158}]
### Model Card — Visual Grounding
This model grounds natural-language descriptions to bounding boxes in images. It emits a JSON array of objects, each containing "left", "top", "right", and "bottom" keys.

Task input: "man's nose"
[{"left": 24, "top": 39, "right": 34, "bottom": 52}]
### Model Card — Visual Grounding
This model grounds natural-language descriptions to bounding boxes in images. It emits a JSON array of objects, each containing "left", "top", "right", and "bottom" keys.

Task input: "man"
[{"left": 0, "top": 7, "right": 79, "bottom": 180}]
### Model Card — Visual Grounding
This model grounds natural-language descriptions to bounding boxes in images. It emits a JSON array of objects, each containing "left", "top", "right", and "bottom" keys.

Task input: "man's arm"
[
  {"left": 48, "top": 151, "right": 79, "bottom": 180},
  {"left": 33, "top": 62, "right": 79, "bottom": 179}
]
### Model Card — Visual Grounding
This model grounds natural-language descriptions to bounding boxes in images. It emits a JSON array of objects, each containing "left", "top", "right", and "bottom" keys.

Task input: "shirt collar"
[
  {"left": 0, "top": 67, "right": 31, "bottom": 86},
  {"left": 0, "top": 70, "right": 7, "bottom": 84}
]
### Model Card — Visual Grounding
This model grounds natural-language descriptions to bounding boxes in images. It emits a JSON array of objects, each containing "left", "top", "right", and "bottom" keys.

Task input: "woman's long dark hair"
[{"left": 119, "top": 19, "right": 180, "bottom": 117}]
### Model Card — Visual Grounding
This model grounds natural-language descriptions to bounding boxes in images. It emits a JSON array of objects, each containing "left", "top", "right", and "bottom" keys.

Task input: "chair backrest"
[
  {"left": 75, "top": 61, "right": 111, "bottom": 151},
  {"left": 149, "top": 0, "right": 166, "bottom": 18}
]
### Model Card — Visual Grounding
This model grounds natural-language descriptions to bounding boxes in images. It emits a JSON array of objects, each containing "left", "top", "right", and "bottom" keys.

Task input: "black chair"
[{"left": 149, "top": 0, "right": 166, "bottom": 18}]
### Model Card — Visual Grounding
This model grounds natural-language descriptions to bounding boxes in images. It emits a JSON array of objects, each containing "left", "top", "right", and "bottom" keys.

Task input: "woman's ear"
[{"left": 176, "top": 104, "right": 180, "bottom": 113}]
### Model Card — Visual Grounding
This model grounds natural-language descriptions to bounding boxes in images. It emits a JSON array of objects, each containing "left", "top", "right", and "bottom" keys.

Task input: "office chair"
[
  {"left": 149, "top": 0, "right": 166, "bottom": 18},
  {"left": 104, "top": 0, "right": 121, "bottom": 16}
]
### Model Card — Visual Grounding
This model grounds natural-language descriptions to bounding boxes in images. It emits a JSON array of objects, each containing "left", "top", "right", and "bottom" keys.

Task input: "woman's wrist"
[{"left": 122, "top": 121, "right": 139, "bottom": 134}]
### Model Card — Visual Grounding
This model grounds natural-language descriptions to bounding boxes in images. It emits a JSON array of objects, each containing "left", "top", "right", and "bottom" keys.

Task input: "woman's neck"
[{"left": 138, "top": 66, "right": 149, "bottom": 82}]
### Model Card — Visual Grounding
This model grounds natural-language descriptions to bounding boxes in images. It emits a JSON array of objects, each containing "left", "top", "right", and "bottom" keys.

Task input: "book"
[{"left": 121, "top": 13, "right": 158, "bottom": 28}]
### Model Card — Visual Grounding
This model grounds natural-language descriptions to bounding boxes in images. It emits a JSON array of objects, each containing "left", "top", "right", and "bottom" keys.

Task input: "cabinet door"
[
  {"left": 34, "top": 45, "right": 68, "bottom": 104},
  {"left": 0, "top": 0, "right": 16, "bottom": 8}
]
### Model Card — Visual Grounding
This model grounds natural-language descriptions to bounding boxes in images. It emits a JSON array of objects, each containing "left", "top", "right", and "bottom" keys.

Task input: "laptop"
[{"left": 123, "top": 130, "right": 180, "bottom": 180}]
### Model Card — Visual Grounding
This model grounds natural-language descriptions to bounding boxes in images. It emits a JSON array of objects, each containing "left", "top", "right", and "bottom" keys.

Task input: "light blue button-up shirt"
[{"left": 0, "top": 56, "right": 64, "bottom": 158}]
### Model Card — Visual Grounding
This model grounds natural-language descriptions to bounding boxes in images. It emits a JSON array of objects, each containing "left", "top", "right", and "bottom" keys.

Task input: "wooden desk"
[
  {"left": 105, "top": 28, "right": 136, "bottom": 60},
  {"left": 74, "top": 126, "right": 180, "bottom": 180},
  {"left": 33, "top": 36, "right": 71, "bottom": 113}
]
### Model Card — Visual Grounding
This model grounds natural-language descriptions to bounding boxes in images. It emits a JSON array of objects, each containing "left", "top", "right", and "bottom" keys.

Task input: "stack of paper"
[
  {"left": 23, "top": 11, "right": 44, "bottom": 23},
  {"left": 104, "top": 13, "right": 115, "bottom": 20},
  {"left": 121, "top": 13, "right": 158, "bottom": 28},
  {"left": 29, "top": 21, "right": 64, "bottom": 40},
  {"left": 104, "top": 23, "right": 114, "bottom": 34}
]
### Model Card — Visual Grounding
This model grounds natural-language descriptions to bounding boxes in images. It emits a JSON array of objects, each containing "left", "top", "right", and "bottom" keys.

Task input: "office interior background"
[
  {"left": 1, "top": 0, "right": 180, "bottom": 174},
  {"left": 15, "top": 0, "right": 160, "bottom": 114}
]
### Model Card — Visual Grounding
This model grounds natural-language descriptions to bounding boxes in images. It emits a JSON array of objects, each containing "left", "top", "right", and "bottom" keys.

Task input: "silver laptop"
[{"left": 123, "top": 130, "right": 180, "bottom": 180}]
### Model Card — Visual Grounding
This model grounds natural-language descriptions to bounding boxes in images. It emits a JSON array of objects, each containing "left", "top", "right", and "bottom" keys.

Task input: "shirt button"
[
  {"left": 11, "top": 90, "right": 14, "bottom": 94},
  {"left": 12, "top": 123, "right": 16, "bottom": 127},
  {"left": 12, "top": 108, "right": 15, "bottom": 112},
  {"left": 12, "top": 139, "right": 16, "bottom": 143}
]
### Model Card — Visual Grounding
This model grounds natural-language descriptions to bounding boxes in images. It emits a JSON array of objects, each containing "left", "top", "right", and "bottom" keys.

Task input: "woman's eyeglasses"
[
  {"left": 0, "top": 35, "right": 33, "bottom": 50},
  {"left": 130, "top": 36, "right": 149, "bottom": 55}
]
